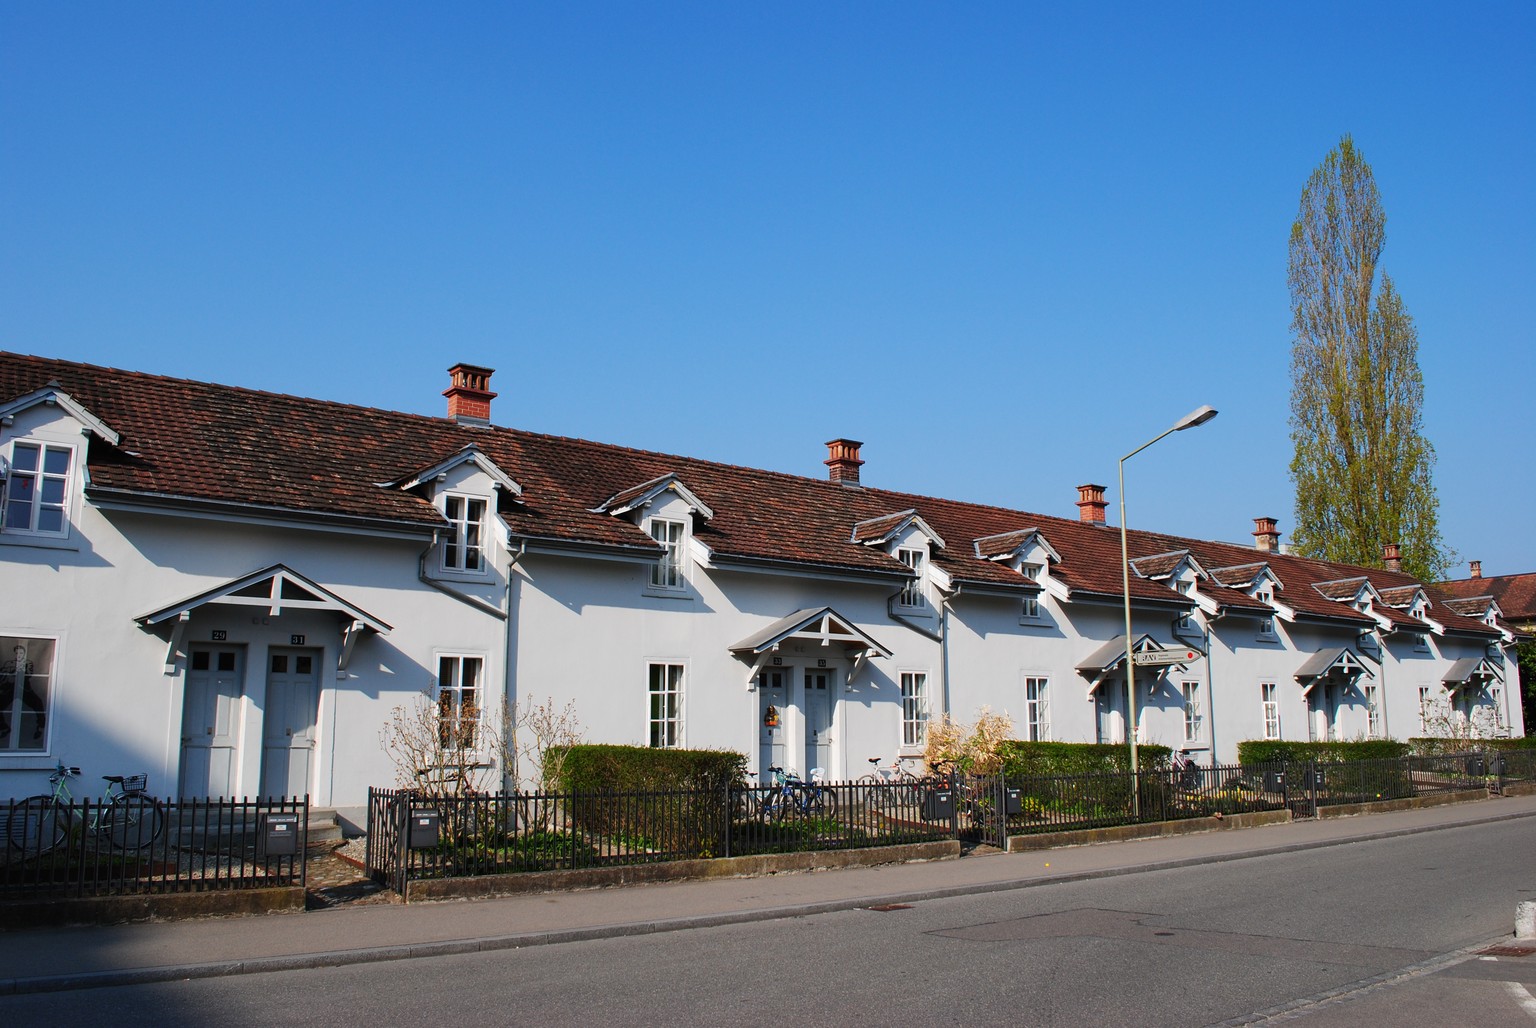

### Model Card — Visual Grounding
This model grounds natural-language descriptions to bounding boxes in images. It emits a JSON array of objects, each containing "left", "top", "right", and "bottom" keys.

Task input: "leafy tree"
[
  {"left": 1287, "top": 135, "right": 1451, "bottom": 581},
  {"left": 1519, "top": 639, "right": 1536, "bottom": 735}
]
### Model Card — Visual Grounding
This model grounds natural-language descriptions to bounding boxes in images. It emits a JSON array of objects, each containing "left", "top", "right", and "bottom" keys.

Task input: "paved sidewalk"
[{"left": 3, "top": 794, "right": 1535, "bottom": 995}]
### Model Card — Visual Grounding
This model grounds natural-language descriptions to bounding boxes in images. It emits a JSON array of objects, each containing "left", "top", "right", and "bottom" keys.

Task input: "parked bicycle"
[
  {"left": 5, "top": 763, "right": 167, "bottom": 855},
  {"left": 857, "top": 755, "right": 926, "bottom": 813},
  {"left": 759, "top": 766, "right": 838, "bottom": 821}
]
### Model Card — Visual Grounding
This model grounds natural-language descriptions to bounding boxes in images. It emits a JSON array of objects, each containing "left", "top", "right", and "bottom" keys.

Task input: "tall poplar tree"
[{"left": 1287, "top": 135, "right": 1450, "bottom": 582}]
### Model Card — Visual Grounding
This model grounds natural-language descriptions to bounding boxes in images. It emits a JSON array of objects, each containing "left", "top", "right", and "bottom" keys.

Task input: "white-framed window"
[
  {"left": 1, "top": 636, "right": 54, "bottom": 752},
  {"left": 896, "top": 548, "right": 926, "bottom": 608},
  {"left": 1181, "top": 681, "right": 1203, "bottom": 743},
  {"left": 1418, "top": 686, "right": 1432, "bottom": 734},
  {"left": 1260, "top": 682, "right": 1280, "bottom": 740},
  {"left": 442, "top": 495, "right": 488, "bottom": 573},
  {"left": 1365, "top": 683, "right": 1382, "bottom": 738},
  {"left": 1413, "top": 632, "right": 1429, "bottom": 652},
  {"left": 1019, "top": 564, "right": 1042, "bottom": 620},
  {"left": 3, "top": 441, "right": 73, "bottom": 537},
  {"left": 1024, "top": 676, "right": 1049, "bottom": 741},
  {"left": 900, "top": 671, "right": 928, "bottom": 747},
  {"left": 648, "top": 519, "right": 686, "bottom": 591},
  {"left": 436, "top": 654, "right": 483, "bottom": 750},
  {"left": 648, "top": 662, "right": 684, "bottom": 748}
]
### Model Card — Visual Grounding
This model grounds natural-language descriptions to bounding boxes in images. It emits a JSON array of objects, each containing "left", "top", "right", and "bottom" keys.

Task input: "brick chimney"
[
  {"left": 1382, "top": 540, "right": 1406, "bottom": 574},
  {"left": 1253, "top": 516, "right": 1281, "bottom": 553},
  {"left": 444, "top": 363, "right": 496, "bottom": 425},
  {"left": 1076, "top": 484, "right": 1107, "bottom": 525},
  {"left": 1383, "top": 542, "right": 1402, "bottom": 572},
  {"left": 1470, "top": 560, "right": 1482, "bottom": 579},
  {"left": 825, "top": 438, "right": 864, "bottom": 485}
]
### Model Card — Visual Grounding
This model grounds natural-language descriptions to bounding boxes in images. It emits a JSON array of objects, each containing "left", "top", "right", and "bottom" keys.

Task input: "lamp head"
[{"left": 1174, "top": 405, "right": 1218, "bottom": 431}]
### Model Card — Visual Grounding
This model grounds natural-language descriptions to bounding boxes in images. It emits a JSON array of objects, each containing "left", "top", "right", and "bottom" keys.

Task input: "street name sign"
[{"left": 1132, "top": 648, "right": 1200, "bottom": 667}]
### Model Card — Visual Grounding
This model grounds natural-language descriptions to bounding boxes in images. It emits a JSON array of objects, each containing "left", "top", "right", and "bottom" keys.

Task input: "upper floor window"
[
  {"left": 1258, "top": 615, "right": 1276, "bottom": 639},
  {"left": 1, "top": 636, "right": 54, "bottom": 752},
  {"left": 1364, "top": 683, "right": 1382, "bottom": 738},
  {"left": 1019, "top": 564, "right": 1042, "bottom": 620},
  {"left": 897, "top": 549, "right": 925, "bottom": 608},
  {"left": 4, "top": 442, "right": 72, "bottom": 537},
  {"left": 648, "top": 519, "right": 686, "bottom": 590},
  {"left": 436, "top": 654, "right": 483, "bottom": 751},
  {"left": 442, "top": 495, "right": 487, "bottom": 573}
]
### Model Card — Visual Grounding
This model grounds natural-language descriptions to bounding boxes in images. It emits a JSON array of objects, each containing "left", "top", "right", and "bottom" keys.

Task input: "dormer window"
[
  {"left": 443, "top": 495, "right": 487, "bottom": 573},
  {"left": 3, "top": 441, "right": 73, "bottom": 537},
  {"left": 649, "top": 518, "right": 686, "bottom": 590},
  {"left": 897, "top": 548, "right": 925, "bottom": 608},
  {"left": 1020, "top": 563, "right": 1043, "bottom": 619}
]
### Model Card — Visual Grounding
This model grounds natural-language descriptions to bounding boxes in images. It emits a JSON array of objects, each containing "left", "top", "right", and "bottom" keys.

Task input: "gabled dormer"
[
  {"left": 390, "top": 444, "right": 523, "bottom": 578},
  {"left": 593, "top": 472, "right": 714, "bottom": 595},
  {"left": 1207, "top": 561, "right": 1292, "bottom": 636},
  {"left": 853, "top": 509, "right": 945, "bottom": 613},
  {"left": 0, "top": 383, "right": 121, "bottom": 548},
  {"left": 1378, "top": 584, "right": 1442, "bottom": 643},
  {"left": 1313, "top": 576, "right": 1390, "bottom": 626},
  {"left": 1129, "top": 550, "right": 1208, "bottom": 633},
  {"left": 973, "top": 527, "right": 1066, "bottom": 621}
]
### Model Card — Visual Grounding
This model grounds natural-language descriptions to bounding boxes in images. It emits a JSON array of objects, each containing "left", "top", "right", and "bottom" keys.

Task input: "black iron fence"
[
  {"left": 1, "top": 794, "right": 308, "bottom": 897},
  {"left": 366, "top": 748, "right": 1528, "bottom": 889}
]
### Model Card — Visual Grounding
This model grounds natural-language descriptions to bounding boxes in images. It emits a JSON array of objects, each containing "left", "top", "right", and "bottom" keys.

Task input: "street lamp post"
[{"left": 1120, "top": 404, "right": 1217, "bottom": 815}]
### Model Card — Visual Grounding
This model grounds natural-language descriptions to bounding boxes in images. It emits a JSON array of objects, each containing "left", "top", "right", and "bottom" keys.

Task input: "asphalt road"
[{"left": 5, "top": 817, "right": 1534, "bottom": 1026}]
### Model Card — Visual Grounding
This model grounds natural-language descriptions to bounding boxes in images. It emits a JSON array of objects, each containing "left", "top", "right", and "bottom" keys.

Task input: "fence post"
[
  {"left": 1309, "top": 760, "right": 1319, "bottom": 818},
  {"left": 394, "top": 793, "right": 410, "bottom": 897},
  {"left": 720, "top": 780, "right": 733, "bottom": 860}
]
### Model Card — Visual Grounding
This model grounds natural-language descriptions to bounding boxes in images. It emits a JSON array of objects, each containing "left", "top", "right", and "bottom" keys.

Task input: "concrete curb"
[{"left": 4, "top": 801, "right": 1535, "bottom": 996}]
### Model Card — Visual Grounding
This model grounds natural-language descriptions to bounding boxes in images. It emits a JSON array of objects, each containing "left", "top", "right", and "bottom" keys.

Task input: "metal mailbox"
[
  {"left": 408, "top": 807, "right": 441, "bottom": 849},
  {"left": 922, "top": 786, "right": 954, "bottom": 821},
  {"left": 1003, "top": 787, "right": 1023, "bottom": 816},
  {"left": 1264, "top": 769, "right": 1286, "bottom": 794},
  {"left": 259, "top": 812, "right": 301, "bottom": 857},
  {"left": 1465, "top": 755, "right": 1487, "bottom": 777}
]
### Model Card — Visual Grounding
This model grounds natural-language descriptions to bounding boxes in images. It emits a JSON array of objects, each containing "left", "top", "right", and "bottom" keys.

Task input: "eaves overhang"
[{"left": 88, "top": 487, "right": 441, "bottom": 541}]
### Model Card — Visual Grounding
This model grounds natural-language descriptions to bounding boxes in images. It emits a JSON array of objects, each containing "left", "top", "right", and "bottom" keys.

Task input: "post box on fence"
[
  {"left": 922, "top": 786, "right": 954, "bottom": 821},
  {"left": 408, "top": 807, "right": 441, "bottom": 849},
  {"left": 1264, "top": 769, "right": 1286, "bottom": 794},
  {"left": 1465, "top": 755, "right": 1487, "bottom": 777},
  {"left": 259, "top": 812, "right": 300, "bottom": 857},
  {"left": 1003, "top": 787, "right": 1023, "bottom": 816}
]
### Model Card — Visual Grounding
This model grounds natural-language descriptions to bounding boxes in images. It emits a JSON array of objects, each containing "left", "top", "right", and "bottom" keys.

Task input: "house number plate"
[
  {"left": 211, "top": 630, "right": 227, "bottom": 641},
  {"left": 290, "top": 634, "right": 305, "bottom": 645}
]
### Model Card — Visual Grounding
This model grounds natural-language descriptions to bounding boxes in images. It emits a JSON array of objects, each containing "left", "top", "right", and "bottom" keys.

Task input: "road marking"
[{"left": 1506, "top": 981, "right": 1536, "bottom": 1022}]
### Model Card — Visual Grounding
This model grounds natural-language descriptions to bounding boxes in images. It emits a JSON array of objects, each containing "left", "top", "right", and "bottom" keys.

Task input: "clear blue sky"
[{"left": 3, "top": 3, "right": 1532, "bottom": 576}]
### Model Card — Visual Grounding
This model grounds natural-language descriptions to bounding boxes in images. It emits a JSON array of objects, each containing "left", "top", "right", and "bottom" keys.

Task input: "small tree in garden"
[
  {"left": 924, "top": 707, "right": 1015, "bottom": 774},
  {"left": 499, "top": 695, "right": 585, "bottom": 792},
  {"left": 379, "top": 690, "right": 499, "bottom": 798},
  {"left": 1417, "top": 693, "right": 1506, "bottom": 746}
]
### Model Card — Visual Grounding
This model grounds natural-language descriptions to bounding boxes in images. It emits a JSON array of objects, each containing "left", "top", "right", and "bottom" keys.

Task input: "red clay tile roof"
[
  {"left": 1130, "top": 550, "right": 1190, "bottom": 578},
  {"left": 0, "top": 351, "right": 1502, "bottom": 636},
  {"left": 1436, "top": 572, "right": 1536, "bottom": 623}
]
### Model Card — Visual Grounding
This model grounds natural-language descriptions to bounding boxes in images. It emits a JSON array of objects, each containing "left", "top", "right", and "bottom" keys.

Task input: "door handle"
[{"left": 206, "top": 727, "right": 214, "bottom": 735}]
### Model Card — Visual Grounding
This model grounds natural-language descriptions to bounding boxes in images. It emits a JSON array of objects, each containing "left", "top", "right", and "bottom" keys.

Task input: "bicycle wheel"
[
  {"left": 855, "top": 775, "right": 884, "bottom": 813},
  {"left": 7, "top": 796, "right": 65, "bottom": 854},
  {"left": 808, "top": 786, "right": 838, "bottom": 818},
  {"left": 103, "top": 795, "right": 166, "bottom": 850}
]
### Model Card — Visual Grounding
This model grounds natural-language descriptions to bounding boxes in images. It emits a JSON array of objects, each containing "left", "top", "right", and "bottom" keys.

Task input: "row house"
[{"left": 0, "top": 354, "right": 1523, "bottom": 820}]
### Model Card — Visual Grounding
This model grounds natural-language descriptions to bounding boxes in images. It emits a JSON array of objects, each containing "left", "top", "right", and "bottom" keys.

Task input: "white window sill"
[
  {"left": 643, "top": 584, "right": 692, "bottom": 601},
  {"left": 0, "top": 532, "right": 80, "bottom": 552}
]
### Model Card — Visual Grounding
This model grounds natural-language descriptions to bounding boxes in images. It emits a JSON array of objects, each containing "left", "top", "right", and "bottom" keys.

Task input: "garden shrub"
[
  {"left": 1407, "top": 736, "right": 1536, "bottom": 756},
  {"left": 997, "top": 741, "right": 1172, "bottom": 777},
  {"left": 1236, "top": 739, "right": 1408, "bottom": 765}
]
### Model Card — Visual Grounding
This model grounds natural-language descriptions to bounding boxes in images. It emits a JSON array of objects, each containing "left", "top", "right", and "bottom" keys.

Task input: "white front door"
[
  {"left": 804, "top": 670, "right": 834, "bottom": 775},
  {"left": 756, "top": 668, "right": 788, "bottom": 779},
  {"left": 180, "top": 646, "right": 243, "bottom": 798},
  {"left": 260, "top": 648, "right": 320, "bottom": 799},
  {"left": 1097, "top": 681, "right": 1126, "bottom": 745}
]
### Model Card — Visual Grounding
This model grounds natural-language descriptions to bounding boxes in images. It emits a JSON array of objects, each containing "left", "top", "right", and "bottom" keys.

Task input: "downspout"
[
  {"left": 418, "top": 531, "right": 508, "bottom": 619},
  {"left": 938, "top": 585, "right": 961, "bottom": 719},
  {"left": 502, "top": 539, "right": 527, "bottom": 791},
  {"left": 1202, "top": 611, "right": 1225, "bottom": 765}
]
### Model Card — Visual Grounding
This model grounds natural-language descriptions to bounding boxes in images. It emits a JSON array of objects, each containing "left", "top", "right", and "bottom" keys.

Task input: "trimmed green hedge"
[
  {"left": 1407, "top": 736, "right": 1536, "bottom": 756},
  {"left": 1236, "top": 740, "right": 1409, "bottom": 764},
  {"left": 549, "top": 744, "right": 747, "bottom": 793},
  {"left": 997, "top": 741, "right": 1172, "bottom": 777},
  {"left": 547, "top": 745, "right": 747, "bottom": 860}
]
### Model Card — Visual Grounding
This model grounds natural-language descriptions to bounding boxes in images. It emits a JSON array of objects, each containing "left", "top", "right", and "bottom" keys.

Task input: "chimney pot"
[
  {"left": 825, "top": 438, "right": 864, "bottom": 485},
  {"left": 1076, "top": 484, "right": 1107, "bottom": 524},
  {"left": 1383, "top": 542, "right": 1402, "bottom": 573},
  {"left": 444, "top": 363, "right": 497, "bottom": 425},
  {"left": 1253, "top": 516, "right": 1281, "bottom": 553},
  {"left": 1470, "top": 560, "right": 1482, "bottom": 579}
]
